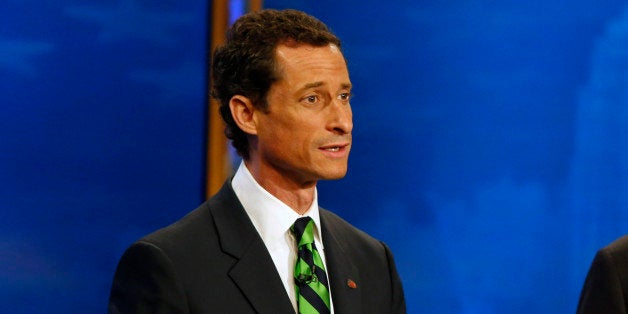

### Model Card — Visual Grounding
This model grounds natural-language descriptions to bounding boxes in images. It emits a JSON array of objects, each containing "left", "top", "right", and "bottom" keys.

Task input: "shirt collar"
[{"left": 231, "top": 162, "right": 323, "bottom": 250}]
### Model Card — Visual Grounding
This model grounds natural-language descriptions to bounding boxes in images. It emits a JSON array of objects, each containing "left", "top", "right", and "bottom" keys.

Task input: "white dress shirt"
[{"left": 231, "top": 162, "right": 334, "bottom": 313}]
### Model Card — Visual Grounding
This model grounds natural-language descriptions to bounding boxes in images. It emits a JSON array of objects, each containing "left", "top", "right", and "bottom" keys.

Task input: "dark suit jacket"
[
  {"left": 109, "top": 181, "right": 406, "bottom": 313},
  {"left": 578, "top": 235, "right": 628, "bottom": 313}
]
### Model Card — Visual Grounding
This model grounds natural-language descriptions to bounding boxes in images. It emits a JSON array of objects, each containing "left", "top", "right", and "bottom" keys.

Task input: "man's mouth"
[{"left": 319, "top": 143, "right": 350, "bottom": 153}]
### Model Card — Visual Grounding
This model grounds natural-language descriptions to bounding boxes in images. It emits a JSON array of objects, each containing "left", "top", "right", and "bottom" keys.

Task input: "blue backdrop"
[{"left": 2, "top": 0, "right": 628, "bottom": 313}]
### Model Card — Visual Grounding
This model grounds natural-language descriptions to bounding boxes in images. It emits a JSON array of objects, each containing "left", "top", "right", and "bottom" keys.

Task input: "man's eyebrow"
[
  {"left": 298, "top": 81, "right": 352, "bottom": 92},
  {"left": 300, "top": 81, "right": 324, "bottom": 91}
]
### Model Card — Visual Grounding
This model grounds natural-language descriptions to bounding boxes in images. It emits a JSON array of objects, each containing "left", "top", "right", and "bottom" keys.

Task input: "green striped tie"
[{"left": 291, "top": 217, "right": 331, "bottom": 314}]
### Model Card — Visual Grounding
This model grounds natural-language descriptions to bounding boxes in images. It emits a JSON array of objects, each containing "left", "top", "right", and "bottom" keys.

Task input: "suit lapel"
[
  {"left": 320, "top": 210, "right": 362, "bottom": 314},
  {"left": 210, "top": 182, "right": 294, "bottom": 314}
]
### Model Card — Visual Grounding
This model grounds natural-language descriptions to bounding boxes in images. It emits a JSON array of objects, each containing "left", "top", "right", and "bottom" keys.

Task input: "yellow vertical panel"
[
  {"left": 249, "top": 0, "right": 263, "bottom": 12},
  {"left": 206, "top": 0, "right": 264, "bottom": 198},
  {"left": 206, "top": 0, "right": 230, "bottom": 198}
]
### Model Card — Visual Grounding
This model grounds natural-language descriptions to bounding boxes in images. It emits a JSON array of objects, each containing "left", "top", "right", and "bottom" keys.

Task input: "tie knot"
[{"left": 291, "top": 216, "right": 315, "bottom": 247}]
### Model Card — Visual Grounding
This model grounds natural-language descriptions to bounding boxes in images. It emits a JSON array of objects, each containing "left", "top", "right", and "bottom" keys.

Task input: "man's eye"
[
  {"left": 339, "top": 93, "right": 351, "bottom": 101},
  {"left": 304, "top": 95, "right": 318, "bottom": 103}
]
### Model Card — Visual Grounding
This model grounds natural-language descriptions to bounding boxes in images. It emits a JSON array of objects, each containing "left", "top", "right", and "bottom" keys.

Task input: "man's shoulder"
[
  {"left": 139, "top": 181, "right": 238, "bottom": 248},
  {"left": 138, "top": 201, "right": 214, "bottom": 250},
  {"left": 603, "top": 235, "right": 628, "bottom": 255},
  {"left": 594, "top": 235, "right": 628, "bottom": 273},
  {"left": 320, "top": 208, "right": 383, "bottom": 249}
]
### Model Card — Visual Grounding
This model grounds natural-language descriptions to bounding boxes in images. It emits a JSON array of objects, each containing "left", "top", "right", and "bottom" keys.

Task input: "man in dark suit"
[
  {"left": 577, "top": 235, "right": 628, "bottom": 313},
  {"left": 109, "top": 9, "right": 405, "bottom": 314}
]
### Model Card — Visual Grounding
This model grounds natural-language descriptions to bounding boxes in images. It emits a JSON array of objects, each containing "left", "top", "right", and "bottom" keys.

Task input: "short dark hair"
[{"left": 211, "top": 9, "right": 342, "bottom": 160}]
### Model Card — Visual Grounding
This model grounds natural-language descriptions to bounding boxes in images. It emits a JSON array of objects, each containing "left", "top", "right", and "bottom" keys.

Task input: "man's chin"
[{"left": 319, "top": 168, "right": 348, "bottom": 181}]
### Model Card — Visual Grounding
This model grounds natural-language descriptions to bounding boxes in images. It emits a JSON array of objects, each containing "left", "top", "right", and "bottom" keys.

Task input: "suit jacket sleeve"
[
  {"left": 382, "top": 241, "right": 406, "bottom": 314},
  {"left": 109, "top": 241, "right": 189, "bottom": 314},
  {"left": 577, "top": 246, "right": 628, "bottom": 314}
]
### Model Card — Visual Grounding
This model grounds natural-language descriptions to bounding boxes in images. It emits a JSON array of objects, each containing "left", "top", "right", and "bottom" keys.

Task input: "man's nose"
[{"left": 327, "top": 100, "right": 353, "bottom": 134}]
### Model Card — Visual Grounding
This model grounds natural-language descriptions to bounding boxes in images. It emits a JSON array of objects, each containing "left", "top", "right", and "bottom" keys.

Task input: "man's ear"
[{"left": 229, "top": 95, "right": 258, "bottom": 135}]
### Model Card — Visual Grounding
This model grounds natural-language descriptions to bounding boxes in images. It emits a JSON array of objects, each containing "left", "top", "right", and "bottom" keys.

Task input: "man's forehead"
[
  {"left": 273, "top": 44, "right": 348, "bottom": 79},
  {"left": 275, "top": 43, "right": 343, "bottom": 60}
]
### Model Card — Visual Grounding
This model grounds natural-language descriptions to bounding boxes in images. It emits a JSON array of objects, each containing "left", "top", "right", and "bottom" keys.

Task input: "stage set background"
[{"left": 2, "top": 0, "right": 627, "bottom": 313}]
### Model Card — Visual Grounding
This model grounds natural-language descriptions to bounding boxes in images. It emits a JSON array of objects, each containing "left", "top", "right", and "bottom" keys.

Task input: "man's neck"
[{"left": 243, "top": 160, "right": 316, "bottom": 215}]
